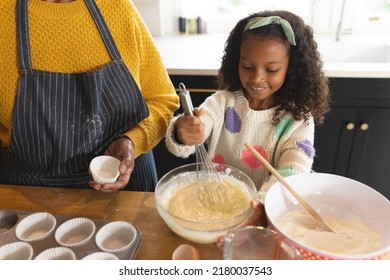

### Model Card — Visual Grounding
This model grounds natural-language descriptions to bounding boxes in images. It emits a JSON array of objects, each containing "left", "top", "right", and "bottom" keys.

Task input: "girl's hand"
[
  {"left": 216, "top": 200, "right": 267, "bottom": 247},
  {"left": 246, "top": 200, "right": 267, "bottom": 227},
  {"left": 175, "top": 108, "right": 205, "bottom": 145},
  {"left": 89, "top": 136, "right": 135, "bottom": 192}
]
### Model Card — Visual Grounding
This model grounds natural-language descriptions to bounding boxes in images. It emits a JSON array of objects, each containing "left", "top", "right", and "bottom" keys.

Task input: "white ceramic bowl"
[
  {"left": 155, "top": 163, "right": 256, "bottom": 244},
  {"left": 265, "top": 173, "right": 390, "bottom": 259}
]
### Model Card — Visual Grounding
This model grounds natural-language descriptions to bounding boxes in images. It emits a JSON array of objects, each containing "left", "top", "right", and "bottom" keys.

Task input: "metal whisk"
[{"left": 178, "top": 83, "right": 227, "bottom": 209}]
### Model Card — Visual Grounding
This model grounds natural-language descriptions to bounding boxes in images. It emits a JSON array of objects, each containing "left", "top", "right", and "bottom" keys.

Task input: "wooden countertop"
[{"left": 0, "top": 184, "right": 222, "bottom": 260}]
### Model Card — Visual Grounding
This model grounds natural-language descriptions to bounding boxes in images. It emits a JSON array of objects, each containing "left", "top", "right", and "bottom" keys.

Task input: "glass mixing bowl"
[{"left": 155, "top": 163, "right": 257, "bottom": 244}]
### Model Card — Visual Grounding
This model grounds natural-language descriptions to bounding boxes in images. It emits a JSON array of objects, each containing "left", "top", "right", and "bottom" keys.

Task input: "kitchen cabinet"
[
  {"left": 313, "top": 78, "right": 390, "bottom": 200},
  {"left": 153, "top": 75, "right": 390, "bottom": 200}
]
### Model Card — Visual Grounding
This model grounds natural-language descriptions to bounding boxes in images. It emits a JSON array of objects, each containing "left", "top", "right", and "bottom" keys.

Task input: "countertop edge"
[
  {"left": 166, "top": 67, "right": 390, "bottom": 78},
  {"left": 155, "top": 34, "right": 390, "bottom": 79}
]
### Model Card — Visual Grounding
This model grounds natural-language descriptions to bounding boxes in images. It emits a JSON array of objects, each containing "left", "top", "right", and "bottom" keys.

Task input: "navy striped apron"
[{"left": 0, "top": 0, "right": 158, "bottom": 191}]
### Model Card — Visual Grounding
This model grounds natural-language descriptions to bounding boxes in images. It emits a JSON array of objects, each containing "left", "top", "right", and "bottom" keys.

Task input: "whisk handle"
[{"left": 178, "top": 83, "right": 194, "bottom": 116}]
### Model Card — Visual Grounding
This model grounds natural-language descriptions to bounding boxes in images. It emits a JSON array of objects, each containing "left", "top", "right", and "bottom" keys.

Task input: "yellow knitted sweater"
[{"left": 0, "top": 0, "right": 179, "bottom": 157}]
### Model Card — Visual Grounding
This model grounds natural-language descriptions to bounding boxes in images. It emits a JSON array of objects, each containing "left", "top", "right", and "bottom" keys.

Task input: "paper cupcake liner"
[
  {"left": 0, "top": 241, "right": 33, "bottom": 260},
  {"left": 90, "top": 155, "right": 120, "bottom": 184},
  {"left": 15, "top": 212, "right": 56, "bottom": 242},
  {"left": 35, "top": 246, "right": 76, "bottom": 260},
  {"left": 95, "top": 221, "right": 137, "bottom": 253},
  {"left": 55, "top": 217, "right": 96, "bottom": 247},
  {"left": 82, "top": 252, "right": 119, "bottom": 260}
]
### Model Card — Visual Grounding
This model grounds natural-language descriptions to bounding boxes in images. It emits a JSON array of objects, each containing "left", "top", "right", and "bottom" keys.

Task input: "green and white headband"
[{"left": 244, "top": 16, "right": 296, "bottom": 46}]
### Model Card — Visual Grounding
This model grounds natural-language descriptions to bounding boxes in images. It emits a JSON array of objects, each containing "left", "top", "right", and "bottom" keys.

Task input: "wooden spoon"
[{"left": 244, "top": 143, "right": 335, "bottom": 233}]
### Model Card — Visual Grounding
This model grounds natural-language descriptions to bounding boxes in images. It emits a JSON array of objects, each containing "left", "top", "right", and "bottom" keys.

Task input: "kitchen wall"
[
  {"left": 133, "top": 0, "right": 178, "bottom": 36},
  {"left": 133, "top": 0, "right": 162, "bottom": 36},
  {"left": 134, "top": 0, "right": 390, "bottom": 38}
]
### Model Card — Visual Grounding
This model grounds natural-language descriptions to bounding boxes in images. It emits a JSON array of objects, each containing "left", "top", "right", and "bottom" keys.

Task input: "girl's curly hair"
[{"left": 218, "top": 10, "right": 330, "bottom": 124}]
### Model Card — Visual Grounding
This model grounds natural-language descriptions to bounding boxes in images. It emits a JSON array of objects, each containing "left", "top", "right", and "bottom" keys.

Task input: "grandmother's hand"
[{"left": 89, "top": 136, "right": 135, "bottom": 192}]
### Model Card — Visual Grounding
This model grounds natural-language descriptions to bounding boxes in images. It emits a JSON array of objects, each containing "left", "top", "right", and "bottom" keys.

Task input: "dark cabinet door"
[
  {"left": 313, "top": 107, "right": 358, "bottom": 175},
  {"left": 347, "top": 108, "right": 390, "bottom": 199},
  {"left": 153, "top": 142, "right": 196, "bottom": 179},
  {"left": 315, "top": 107, "right": 390, "bottom": 199}
]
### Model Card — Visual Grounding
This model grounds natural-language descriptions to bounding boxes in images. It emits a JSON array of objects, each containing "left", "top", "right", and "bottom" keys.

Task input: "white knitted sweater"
[{"left": 165, "top": 90, "right": 315, "bottom": 202}]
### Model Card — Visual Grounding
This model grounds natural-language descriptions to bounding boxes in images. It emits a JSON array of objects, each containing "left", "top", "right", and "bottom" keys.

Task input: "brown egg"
[{"left": 172, "top": 244, "right": 200, "bottom": 260}]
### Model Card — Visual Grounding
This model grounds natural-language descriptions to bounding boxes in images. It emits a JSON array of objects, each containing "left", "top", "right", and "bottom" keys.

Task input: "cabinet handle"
[
  {"left": 360, "top": 122, "right": 369, "bottom": 131},
  {"left": 345, "top": 122, "right": 355, "bottom": 130}
]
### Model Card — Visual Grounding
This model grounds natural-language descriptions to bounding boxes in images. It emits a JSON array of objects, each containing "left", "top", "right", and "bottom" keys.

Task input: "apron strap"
[
  {"left": 84, "top": 0, "right": 122, "bottom": 61},
  {"left": 16, "top": 0, "right": 32, "bottom": 71},
  {"left": 16, "top": 0, "right": 122, "bottom": 71}
]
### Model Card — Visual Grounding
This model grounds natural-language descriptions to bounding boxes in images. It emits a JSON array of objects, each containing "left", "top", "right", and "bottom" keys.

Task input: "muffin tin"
[{"left": 0, "top": 209, "right": 142, "bottom": 260}]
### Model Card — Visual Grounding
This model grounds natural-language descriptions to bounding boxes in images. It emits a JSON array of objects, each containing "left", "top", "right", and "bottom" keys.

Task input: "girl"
[{"left": 166, "top": 10, "right": 329, "bottom": 223}]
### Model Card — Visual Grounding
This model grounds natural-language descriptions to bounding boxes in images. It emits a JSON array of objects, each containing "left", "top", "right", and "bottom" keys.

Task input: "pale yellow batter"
[
  {"left": 277, "top": 209, "right": 381, "bottom": 255},
  {"left": 166, "top": 177, "right": 250, "bottom": 222}
]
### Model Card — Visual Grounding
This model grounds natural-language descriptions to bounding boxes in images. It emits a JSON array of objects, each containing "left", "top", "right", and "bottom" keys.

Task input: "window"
[{"left": 344, "top": 0, "right": 390, "bottom": 33}]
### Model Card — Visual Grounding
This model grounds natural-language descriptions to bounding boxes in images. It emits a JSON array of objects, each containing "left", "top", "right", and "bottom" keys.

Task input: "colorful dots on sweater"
[
  {"left": 274, "top": 117, "right": 294, "bottom": 139},
  {"left": 241, "top": 145, "right": 268, "bottom": 169},
  {"left": 224, "top": 107, "right": 242, "bottom": 133},
  {"left": 278, "top": 166, "right": 299, "bottom": 177},
  {"left": 211, "top": 153, "right": 226, "bottom": 164},
  {"left": 297, "top": 139, "right": 315, "bottom": 159}
]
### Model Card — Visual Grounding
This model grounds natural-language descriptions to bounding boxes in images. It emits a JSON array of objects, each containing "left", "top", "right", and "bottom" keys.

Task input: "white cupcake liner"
[
  {"left": 95, "top": 221, "right": 137, "bottom": 253},
  {"left": 35, "top": 247, "right": 76, "bottom": 260},
  {"left": 15, "top": 212, "right": 56, "bottom": 242},
  {"left": 90, "top": 155, "right": 120, "bottom": 184},
  {"left": 55, "top": 217, "right": 96, "bottom": 247},
  {"left": 82, "top": 252, "right": 119, "bottom": 260},
  {"left": 0, "top": 241, "right": 33, "bottom": 260}
]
